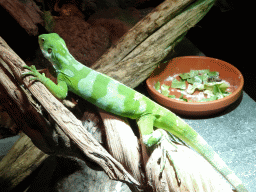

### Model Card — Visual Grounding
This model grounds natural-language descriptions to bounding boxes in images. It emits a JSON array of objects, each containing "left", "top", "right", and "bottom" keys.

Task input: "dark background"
[
  {"left": 1, "top": 0, "right": 254, "bottom": 100},
  {"left": 186, "top": 1, "right": 255, "bottom": 101}
]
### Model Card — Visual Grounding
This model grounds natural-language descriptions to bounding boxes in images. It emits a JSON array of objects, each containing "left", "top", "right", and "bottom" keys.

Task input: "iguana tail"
[{"left": 154, "top": 108, "right": 248, "bottom": 192}]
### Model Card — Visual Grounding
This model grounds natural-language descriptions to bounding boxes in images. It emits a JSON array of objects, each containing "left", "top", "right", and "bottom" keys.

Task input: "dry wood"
[
  {"left": 0, "top": 0, "right": 43, "bottom": 36},
  {"left": 98, "top": 110, "right": 143, "bottom": 184},
  {"left": 92, "top": 0, "right": 195, "bottom": 70}
]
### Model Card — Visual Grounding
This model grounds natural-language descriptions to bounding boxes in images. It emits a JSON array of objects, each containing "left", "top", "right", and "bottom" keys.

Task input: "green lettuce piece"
[
  {"left": 198, "top": 95, "right": 217, "bottom": 102},
  {"left": 203, "top": 81, "right": 230, "bottom": 101},
  {"left": 194, "top": 83, "right": 204, "bottom": 90},
  {"left": 179, "top": 94, "right": 188, "bottom": 102},
  {"left": 213, "top": 85, "right": 219, "bottom": 94},
  {"left": 168, "top": 95, "right": 176, "bottom": 99},
  {"left": 187, "top": 75, "right": 203, "bottom": 84},
  {"left": 205, "top": 82, "right": 229, "bottom": 93},
  {"left": 201, "top": 73, "right": 209, "bottom": 84},
  {"left": 198, "top": 69, "right": 210, "bottom": 74},
  {"left": 171, "top": 79, "right": 186, "bottom": 90},
  {"left": 161, "top": 84, "right": 170, "bottom": 96},
  {"left": 204, "top": 83, "right": 218, "bottom": 92},
  {"left": 187, "top": 84, "right": 195, "bottom": 94},
  {"left": 207, "top": 71, "right": 219, "bottom": 77},
  {"left": 154, "top": 81, "right": 161, "bottom": 90},
  {"left": 187, "top": 83, "right": 204, "bottom": 94},
  {"left": 179, "top": 73, "right": 191, "bottom": 80},
  {"left": 218, "top": 82, "right": 230, "bottom": 92},
  {"left": 189, "top": 70, "right": 199, "bottom": 78},
  {"left": 203, "top": 89, "right": 214, "bottom": 98}
]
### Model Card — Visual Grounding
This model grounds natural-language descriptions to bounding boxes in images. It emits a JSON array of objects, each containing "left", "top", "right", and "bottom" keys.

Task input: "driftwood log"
[{"left": 0, "top": 0, "right": 235, "bottom": 191}]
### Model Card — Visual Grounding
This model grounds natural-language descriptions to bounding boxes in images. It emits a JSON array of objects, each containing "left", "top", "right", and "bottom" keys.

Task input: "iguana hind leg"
[
  {"left": 137, "top": 114, "right": 161, "bottom": 148},
  {"left": 137, "top": 115, "right": 181, "bottom": 184},
  {"left": 159, "top": 129, "right": 181, "bottom": 185}
]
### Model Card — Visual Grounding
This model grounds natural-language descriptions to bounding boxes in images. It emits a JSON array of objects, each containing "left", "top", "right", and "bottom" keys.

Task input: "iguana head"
[{"left": 38, "top": 33, "right": 69, "bottom": 70}]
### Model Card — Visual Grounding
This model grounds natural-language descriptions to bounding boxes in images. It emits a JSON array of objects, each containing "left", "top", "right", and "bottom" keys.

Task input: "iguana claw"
[
  {"left": 158, "top": 130, "right": 181, "bottom": 185},
  {"left": 22, "top": 65, "right": 45, "bottom": 82}
]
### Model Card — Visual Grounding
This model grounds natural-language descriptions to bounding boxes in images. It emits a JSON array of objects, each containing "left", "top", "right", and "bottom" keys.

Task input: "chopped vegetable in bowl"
[{"left": 154, "top": 69, "right": 231, "bottom": 102}]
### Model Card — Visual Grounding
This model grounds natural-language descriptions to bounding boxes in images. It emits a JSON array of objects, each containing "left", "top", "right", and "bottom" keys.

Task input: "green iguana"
[{"left": 23, "top": 33, "right": 248, "bottom": 192}]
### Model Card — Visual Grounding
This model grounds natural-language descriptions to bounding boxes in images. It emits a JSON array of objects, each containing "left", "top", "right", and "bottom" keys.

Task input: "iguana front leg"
[{"left": 23, "top": 65, "right": 68, "bottom": 100}]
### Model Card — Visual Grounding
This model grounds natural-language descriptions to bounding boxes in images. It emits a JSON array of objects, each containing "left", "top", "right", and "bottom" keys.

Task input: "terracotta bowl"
[{"left": 146, "top": 56, "right": 244, "bottom": 117}]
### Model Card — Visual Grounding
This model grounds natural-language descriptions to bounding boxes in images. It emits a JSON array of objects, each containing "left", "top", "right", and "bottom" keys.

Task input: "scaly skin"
[{"left": 23, "top": 33, "right": 248, "bottom": 192}]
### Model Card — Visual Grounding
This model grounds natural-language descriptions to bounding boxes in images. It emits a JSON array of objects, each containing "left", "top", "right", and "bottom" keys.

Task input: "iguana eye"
[
  {"left": 48, "top": 48, "right": 52, "bottom": 54},
  {"left": 40, "top": 38, "right": 45, "bottom": 44}
]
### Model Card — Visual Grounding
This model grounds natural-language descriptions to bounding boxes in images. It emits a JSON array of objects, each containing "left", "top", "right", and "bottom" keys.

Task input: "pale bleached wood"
[
  {"left": 98, "top": 110, "right": 142, "bottom": 184},
  {"left": 145, "top": 133, "right": 233, "bottom": 192}
]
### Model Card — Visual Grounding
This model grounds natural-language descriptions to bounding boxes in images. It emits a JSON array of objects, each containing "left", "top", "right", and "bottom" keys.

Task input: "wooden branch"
[
  {"left": 0, "top": 37, "right": 140, "bottom": 191},
  {"left": 0, "top": 53, "right": 58, "bottom": 155},
  {"left": 0, "top": 0, "right": 43, "bottom": 36},
  {"left": 92, "top": 0, "right": 195, "bottom": 70},
  {"left": 92, "top": 0, "right": 216, "bottom": 88},
  {"left": 0, "top": 56, "right": 53, "bottom": 190},
  {"left": 98, "top": 110, "right": 143, "bottom": 185}
]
